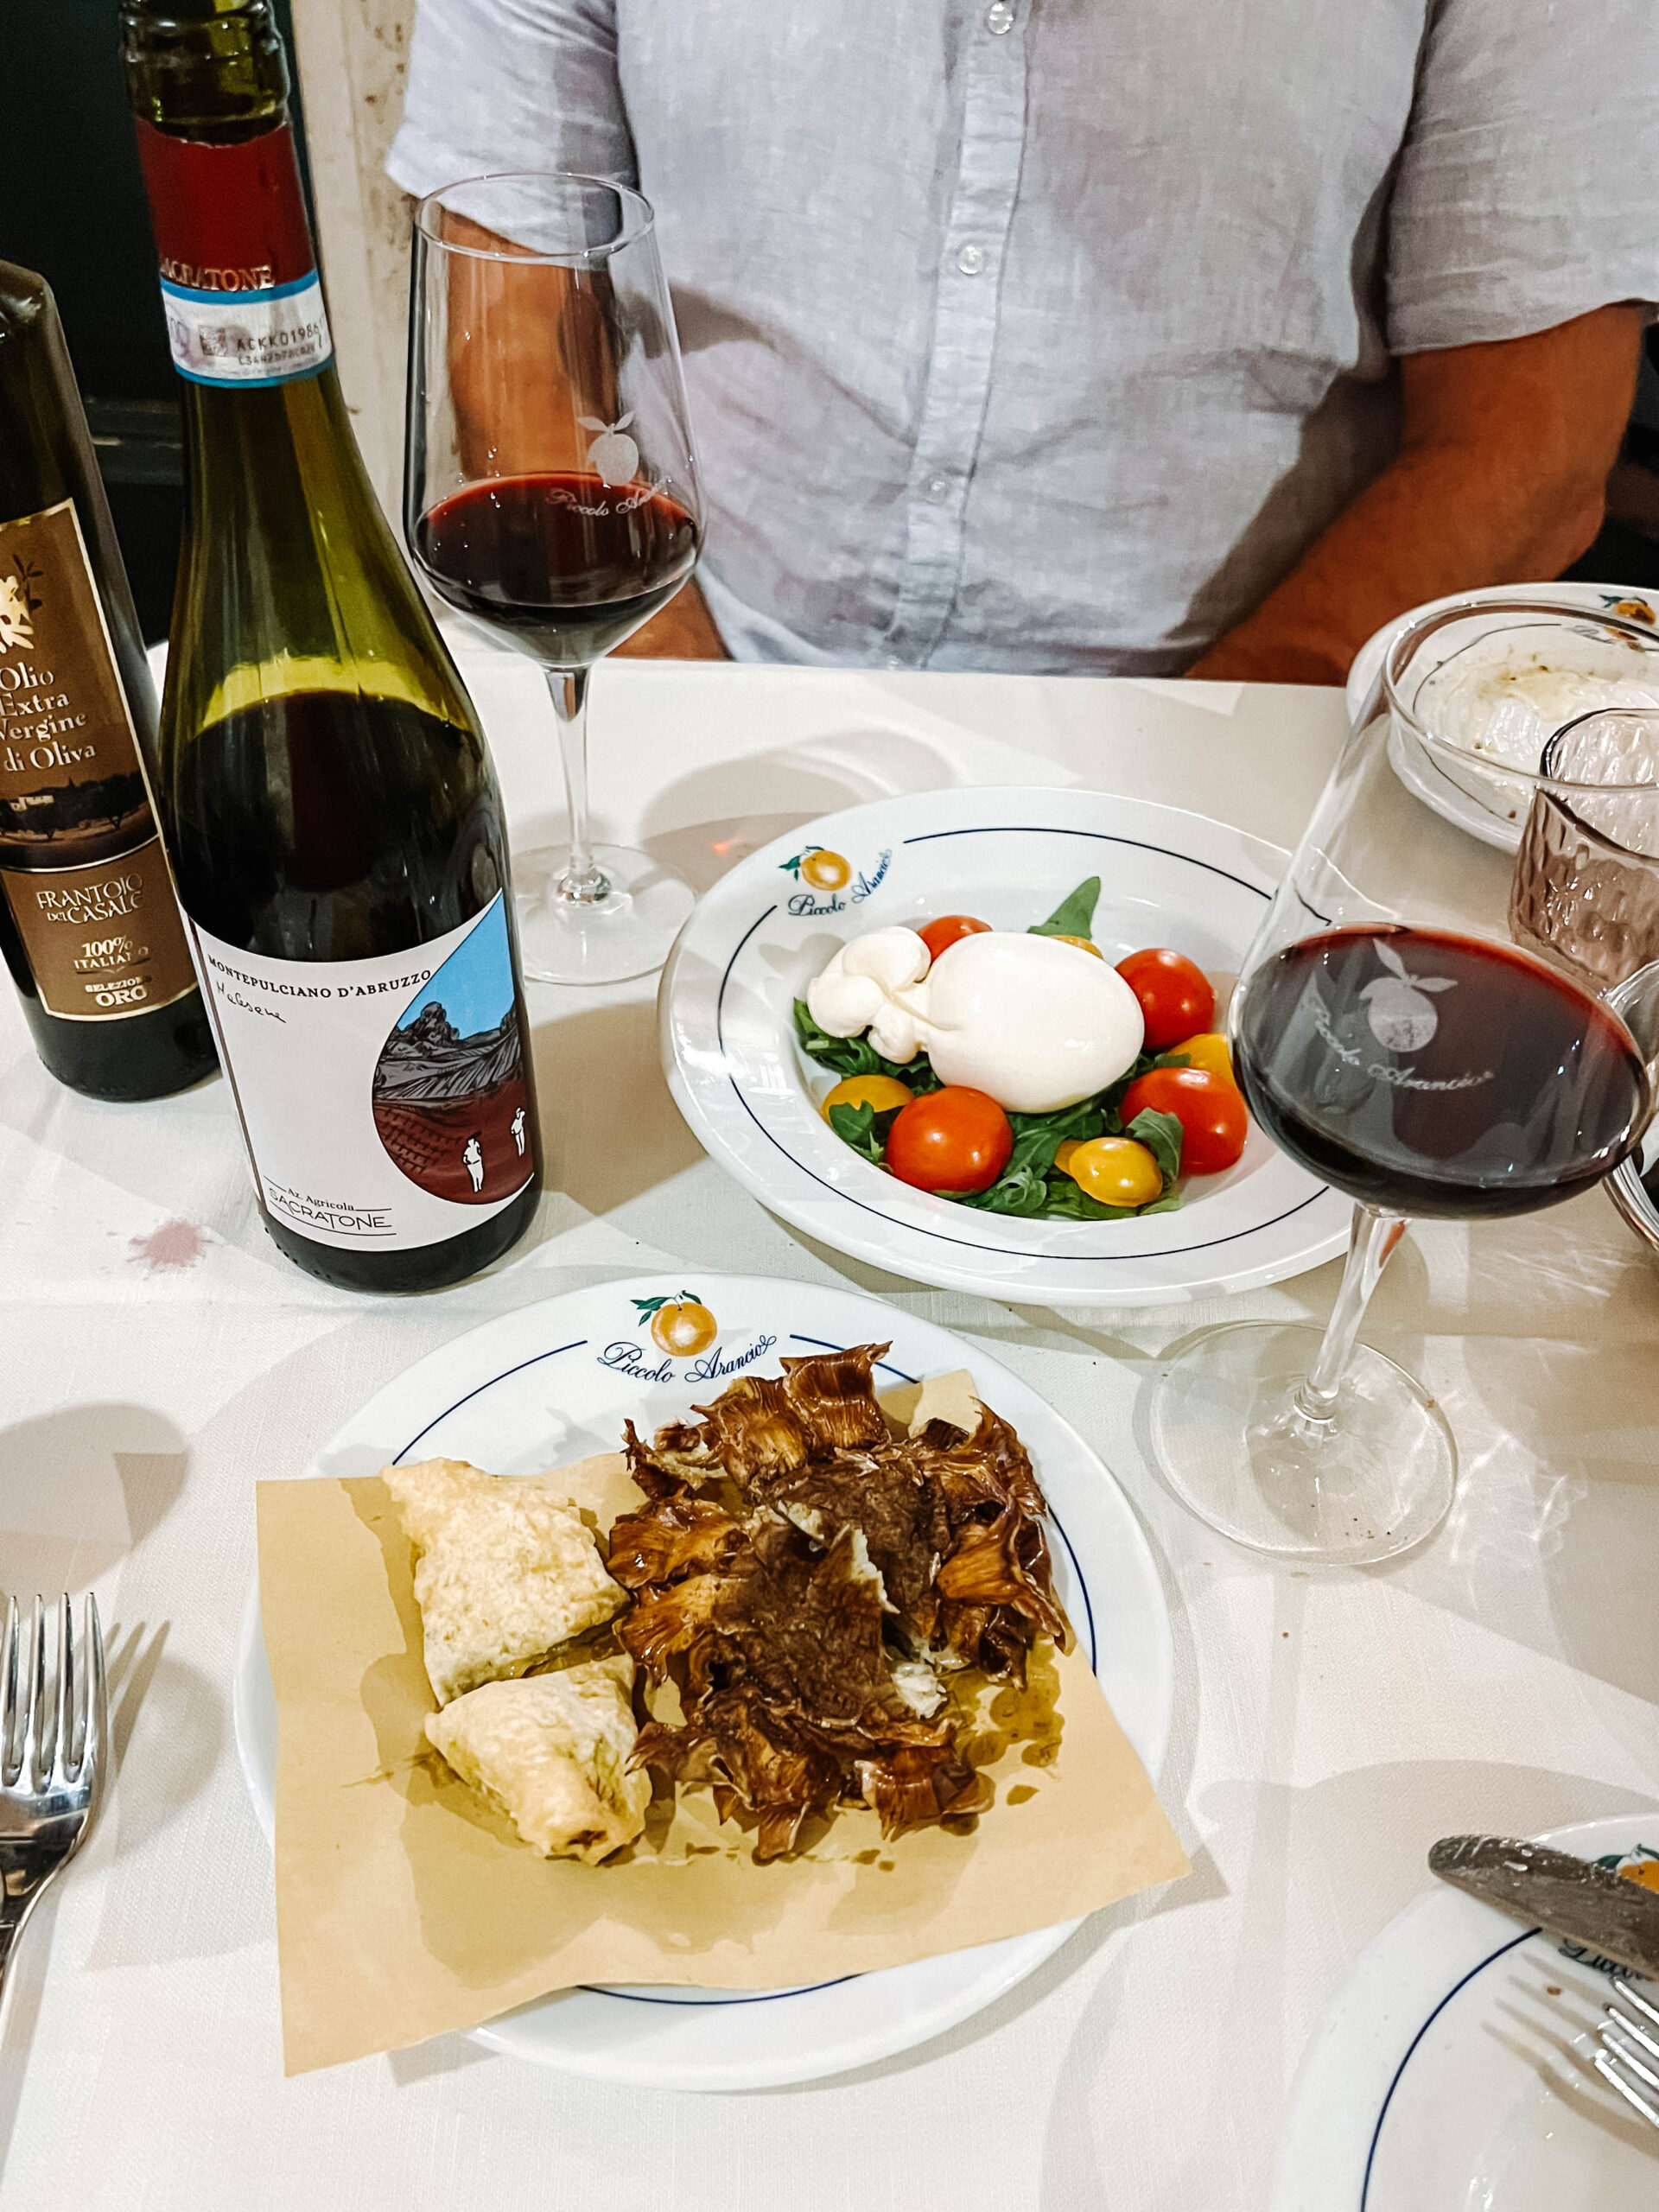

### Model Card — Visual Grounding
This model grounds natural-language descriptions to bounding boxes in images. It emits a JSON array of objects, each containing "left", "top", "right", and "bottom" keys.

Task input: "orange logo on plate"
[
  {"left": 632, "top": 1291, "right": 718, "bottom": 1357},
  {"left": 781, "top": 846, "right": 851, "bottom": 893}
]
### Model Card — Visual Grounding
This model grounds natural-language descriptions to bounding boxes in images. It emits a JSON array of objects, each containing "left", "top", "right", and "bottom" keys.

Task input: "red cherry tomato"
[
  {"left": 1118, "top": 1065, "right": 1248, "bottom": 1176},
  {"left": 916, "top": 914, "right": 992, "bottom": 963},
  {"left": 885, "top": 1086, "right": 1013, "bottom": 1193},
  {"left": 1115, "top": 948, "right": 1216, "bottom": 1052}
]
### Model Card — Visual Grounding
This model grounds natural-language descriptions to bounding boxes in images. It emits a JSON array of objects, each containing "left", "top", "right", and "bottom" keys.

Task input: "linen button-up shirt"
[{"left": 391, "top": 0, "right": 1658, "bottom": 677}]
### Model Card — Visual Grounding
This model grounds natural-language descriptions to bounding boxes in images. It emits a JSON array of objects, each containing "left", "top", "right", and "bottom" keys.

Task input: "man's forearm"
[
  {"left": 1189, "top": 307, "right": 1643, "bottom": 687},
  {"left": 1187, "top": 441, "right": 1608, "bottom": 685}
]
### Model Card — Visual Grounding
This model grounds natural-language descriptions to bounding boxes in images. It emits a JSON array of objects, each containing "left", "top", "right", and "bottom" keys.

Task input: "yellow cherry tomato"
[
  {"left": 1063, "top": 1135, "right": 1165, "bottom": 1208},
  {"left": 821, "top": 1073, "right": 914, "bottom": 1123},
  {"left": 1055, "top": 1139, "right": 1083, "bottom": 1174},
  {"left": 1170, "top": 1031, "right": 1234, "bottom": 1084},
  {"left": 1052, "top": 933, "right": 1103, "bottom": 957}
]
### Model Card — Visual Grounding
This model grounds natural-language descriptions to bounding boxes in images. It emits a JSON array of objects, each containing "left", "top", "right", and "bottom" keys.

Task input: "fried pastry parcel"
[
  {"left": 425, "top": 1657, "right": 651, "bottom": 1864},
  {"left": 385, "top": 1458, "right": 628, "bottom": 1706}
]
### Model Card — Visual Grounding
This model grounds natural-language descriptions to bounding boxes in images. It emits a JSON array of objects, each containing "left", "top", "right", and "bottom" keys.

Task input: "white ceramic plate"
[
  {"left": 1271, "top": 1815, "right": 1659, "bottom": 2209},
  {"left": 657, "top": 786, "right": 1349, "bottom": 1306},
  {"left": 233, "top": 1272, "right": 1173, "bottom": 2091},
  {"left": 1347, "top": 584, "right": 1659, "bottom": 855}
]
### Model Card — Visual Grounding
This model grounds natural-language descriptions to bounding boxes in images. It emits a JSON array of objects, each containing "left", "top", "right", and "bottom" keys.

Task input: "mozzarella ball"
[{"left": 922, "top": 933, "right": 1145, "bottom": 1111}]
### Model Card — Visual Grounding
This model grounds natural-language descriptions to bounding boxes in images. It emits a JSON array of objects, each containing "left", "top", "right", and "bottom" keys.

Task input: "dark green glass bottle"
[
  {"left": 120, "top": 0, "right": 542, "bottom": 1290},
  {"left": 0, "top": 259, "right": 216, "bottom": 1098}
]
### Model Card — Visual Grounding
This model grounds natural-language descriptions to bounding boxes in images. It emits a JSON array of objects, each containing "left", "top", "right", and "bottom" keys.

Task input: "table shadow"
[
  {"left": 526, "top": 995, "right": 706, "bottom": 1217},
  {"left": 1364, "top": 1203, "right": 1659, "bottom": 1712},
  {"left": 0, "top": 1402, "right": 187, "bottom": 1589},
  {"left": 635, "top": 726, "right": 969, "bottom": 895}
]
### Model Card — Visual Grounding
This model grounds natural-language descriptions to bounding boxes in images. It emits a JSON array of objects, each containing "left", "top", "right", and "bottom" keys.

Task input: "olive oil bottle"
[{"left": 0, "top": 260, "right": 215, "bottom": 1098}]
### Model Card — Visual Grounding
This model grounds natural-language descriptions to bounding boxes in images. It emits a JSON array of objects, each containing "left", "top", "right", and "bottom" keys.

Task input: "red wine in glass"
[
  {"left": 1233, "top": 925, "right": 1651, "bottom": 1219},
  {"left": 415, "top": 471, "right": 700, "bottom": 665}
]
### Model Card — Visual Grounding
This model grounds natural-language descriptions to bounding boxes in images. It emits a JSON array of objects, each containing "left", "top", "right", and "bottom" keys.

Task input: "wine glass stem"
[
  {"left": 1292, "top": 1202, "right": 1408, "bottom": 1427},
  {"left": 545, "top": 665, "right": 610, "bottom": 905}
]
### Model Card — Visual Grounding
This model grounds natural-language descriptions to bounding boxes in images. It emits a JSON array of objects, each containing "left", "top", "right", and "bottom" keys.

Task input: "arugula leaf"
[
  {"left": 1037, "top": 1175, "right": 1141, "bottom": 1222},
  {"left": 1029, "top": 875, "right": 1102, "bottom": 942},
  {"left": 958, "top": 1163, "right": 1052, "bottom": 1216},
  {"left": 1007, "top": 1098, "right": 1105, "bottom": 1142},
  {"left": 792, "top": 998, "right": 938, "bottom": 1088},
  {"left": 827, "top": 1099, "right": 903, "bottom": 1163},
  {"left": 1126, "top": 1106, "right": 1183, "bottom": 1186},
  {"left": 1003, "top": 1100, "right": 1104, "bottom": 1179}
]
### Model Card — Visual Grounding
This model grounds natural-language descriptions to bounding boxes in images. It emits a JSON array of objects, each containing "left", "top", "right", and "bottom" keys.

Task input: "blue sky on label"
[{"left": 397, "top": 895, "right": 514, "bottom": 1038}]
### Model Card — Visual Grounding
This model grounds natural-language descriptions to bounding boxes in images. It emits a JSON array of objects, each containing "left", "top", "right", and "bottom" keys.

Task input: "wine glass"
[
  {"left": 406, "top": 173, "right": 704, "bottom": 986},
  {"left": 1150, "top": 597, "right": 1659, "bottom": 1564}
]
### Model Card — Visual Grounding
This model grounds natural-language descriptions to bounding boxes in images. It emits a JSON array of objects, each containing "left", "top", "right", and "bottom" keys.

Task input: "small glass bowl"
[{"left": 1380, "top": 595, "right": 1659, "bottom": 849}]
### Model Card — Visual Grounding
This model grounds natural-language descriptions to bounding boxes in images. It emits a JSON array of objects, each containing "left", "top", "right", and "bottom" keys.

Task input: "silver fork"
[
  {"left": 1594, "top": 1978, "right": 1659, "bottom": 2130},
  {"left": 0, "top": 1594, "right": 106, "bottom": 2017}
]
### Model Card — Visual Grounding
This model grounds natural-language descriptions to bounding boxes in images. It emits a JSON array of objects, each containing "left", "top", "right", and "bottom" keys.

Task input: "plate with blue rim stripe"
[
  {"left": 234, "top": 1271, "right": 1174, "bottom": 2089},
  {"left": 658, "top": 785, "right": 1349, "bottom": 1306},
  {"left": 1272, "top": 1814, "right": 1659, "bottom": 2209}
]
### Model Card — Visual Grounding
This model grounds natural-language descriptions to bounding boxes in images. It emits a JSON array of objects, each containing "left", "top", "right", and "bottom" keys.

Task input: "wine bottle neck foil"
[
  {"left": 132, "top": 118, "right": 334, "bottom": 391},
  {"left": 124, "top": 3, "right": 332, "bottom": 391}
]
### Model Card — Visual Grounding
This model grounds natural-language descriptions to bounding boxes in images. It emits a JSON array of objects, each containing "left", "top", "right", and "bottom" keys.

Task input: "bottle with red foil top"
[
  {"left": 138, "top": 111, "right": 333, "bottom": 391},
  {"left": 120, "top": 0, "right": 543, "bottom": 1293}
]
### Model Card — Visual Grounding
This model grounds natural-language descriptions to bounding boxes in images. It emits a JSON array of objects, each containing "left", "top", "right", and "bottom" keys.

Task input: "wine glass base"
[
  {"left": 1149, "top": 1320, "right": 1456, "bottom": 1564},
  {"left": 512, "top": 842, "right": 695, "bottom": 987}
]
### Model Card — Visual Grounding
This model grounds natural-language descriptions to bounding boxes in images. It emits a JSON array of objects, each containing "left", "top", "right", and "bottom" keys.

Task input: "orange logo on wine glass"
[
  {"left": 578, "top": 412, "right": 639, "bottom": 488},
  {"left": 1362, "top": 939, "right": 1455, "bottom": 1052}
]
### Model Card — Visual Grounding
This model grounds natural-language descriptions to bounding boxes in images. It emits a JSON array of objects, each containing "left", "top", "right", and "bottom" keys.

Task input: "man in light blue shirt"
[{"left": 391, "top": 0, "right": 1656, "bottom": 683}]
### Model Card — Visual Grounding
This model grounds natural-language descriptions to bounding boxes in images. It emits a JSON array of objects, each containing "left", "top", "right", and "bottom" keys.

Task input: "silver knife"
[{"left": 1428, "top": 1834, "right": 1659, "bottom": 1978}]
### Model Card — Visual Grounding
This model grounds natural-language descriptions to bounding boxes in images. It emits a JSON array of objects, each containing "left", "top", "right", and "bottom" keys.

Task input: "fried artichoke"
[{"left": 606, "top": 1344, "right": 1067, "bottom": 1859}]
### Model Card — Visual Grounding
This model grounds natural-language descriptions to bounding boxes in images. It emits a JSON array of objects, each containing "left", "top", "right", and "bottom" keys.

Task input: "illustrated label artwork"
[
  {"left": 193, "top": 894, "right": 535, "bottom": 1249},
  {"left": 0, "top": 499, "right": 196, "bottom": 1020}
]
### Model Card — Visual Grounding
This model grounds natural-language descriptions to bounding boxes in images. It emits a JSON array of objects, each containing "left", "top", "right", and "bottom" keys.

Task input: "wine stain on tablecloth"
[{"left": 128, "top": 1220, "right": 207, "bottom": 1272}]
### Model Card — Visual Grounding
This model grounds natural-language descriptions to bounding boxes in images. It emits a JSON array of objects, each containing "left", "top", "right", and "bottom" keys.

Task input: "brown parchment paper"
[{"left": 259, "top": 1374, "right": 1189, "bottom": 2074}]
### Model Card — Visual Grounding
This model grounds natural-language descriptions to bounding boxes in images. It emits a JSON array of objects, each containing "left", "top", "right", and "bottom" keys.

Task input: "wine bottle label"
[
  {"left": 133, "top": 118, "right": 334, "bottom": 388},
  {"left": 190, "top": 893, "right": 537, "bottom": 1252},
  {"left": 0, "top": 499, "right": 196, "bottom": 1020},
  {"left": 159, "top": 274, "right": 332, "bottom": 389}
]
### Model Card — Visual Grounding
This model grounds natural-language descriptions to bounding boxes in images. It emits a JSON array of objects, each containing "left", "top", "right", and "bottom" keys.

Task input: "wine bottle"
[
  {"left": 120, "top": 0, "right": 542, "bottom": 1293},
  {"left": 0, "top": 261, "right": 216, "bottom": 1100}
]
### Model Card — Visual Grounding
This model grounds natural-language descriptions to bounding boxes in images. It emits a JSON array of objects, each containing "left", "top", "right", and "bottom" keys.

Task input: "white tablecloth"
[{"left": 3, "top": 658, "right": 1656, "bottom": 2211}]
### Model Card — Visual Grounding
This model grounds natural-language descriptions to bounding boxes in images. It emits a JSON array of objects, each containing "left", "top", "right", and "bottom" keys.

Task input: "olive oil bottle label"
[
  {"left": 0, "top": 499, "right": 196, "bottom": 1020},
  {"left": 190, "top": 893, "right": 537, "bottom": 1251},
  {"left": 133, "top": 119, "right": 333, "bottom": 388}
]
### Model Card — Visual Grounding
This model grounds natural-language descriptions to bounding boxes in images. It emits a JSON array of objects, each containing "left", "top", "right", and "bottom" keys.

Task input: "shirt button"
[
  {"left": 921, "top": 474, "right": 951, "bottom": 504},
  {"left": 986, "top": 1, "right": 1015, "bottom": 29},
  {"left": 956, "top": 242, "right": 986, "bottom": 276}
]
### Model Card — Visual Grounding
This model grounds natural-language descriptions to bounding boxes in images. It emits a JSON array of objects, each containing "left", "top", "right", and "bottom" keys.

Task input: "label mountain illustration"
[{"left": 370, "top": 899, "right": 532, "bottom": 1207}]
